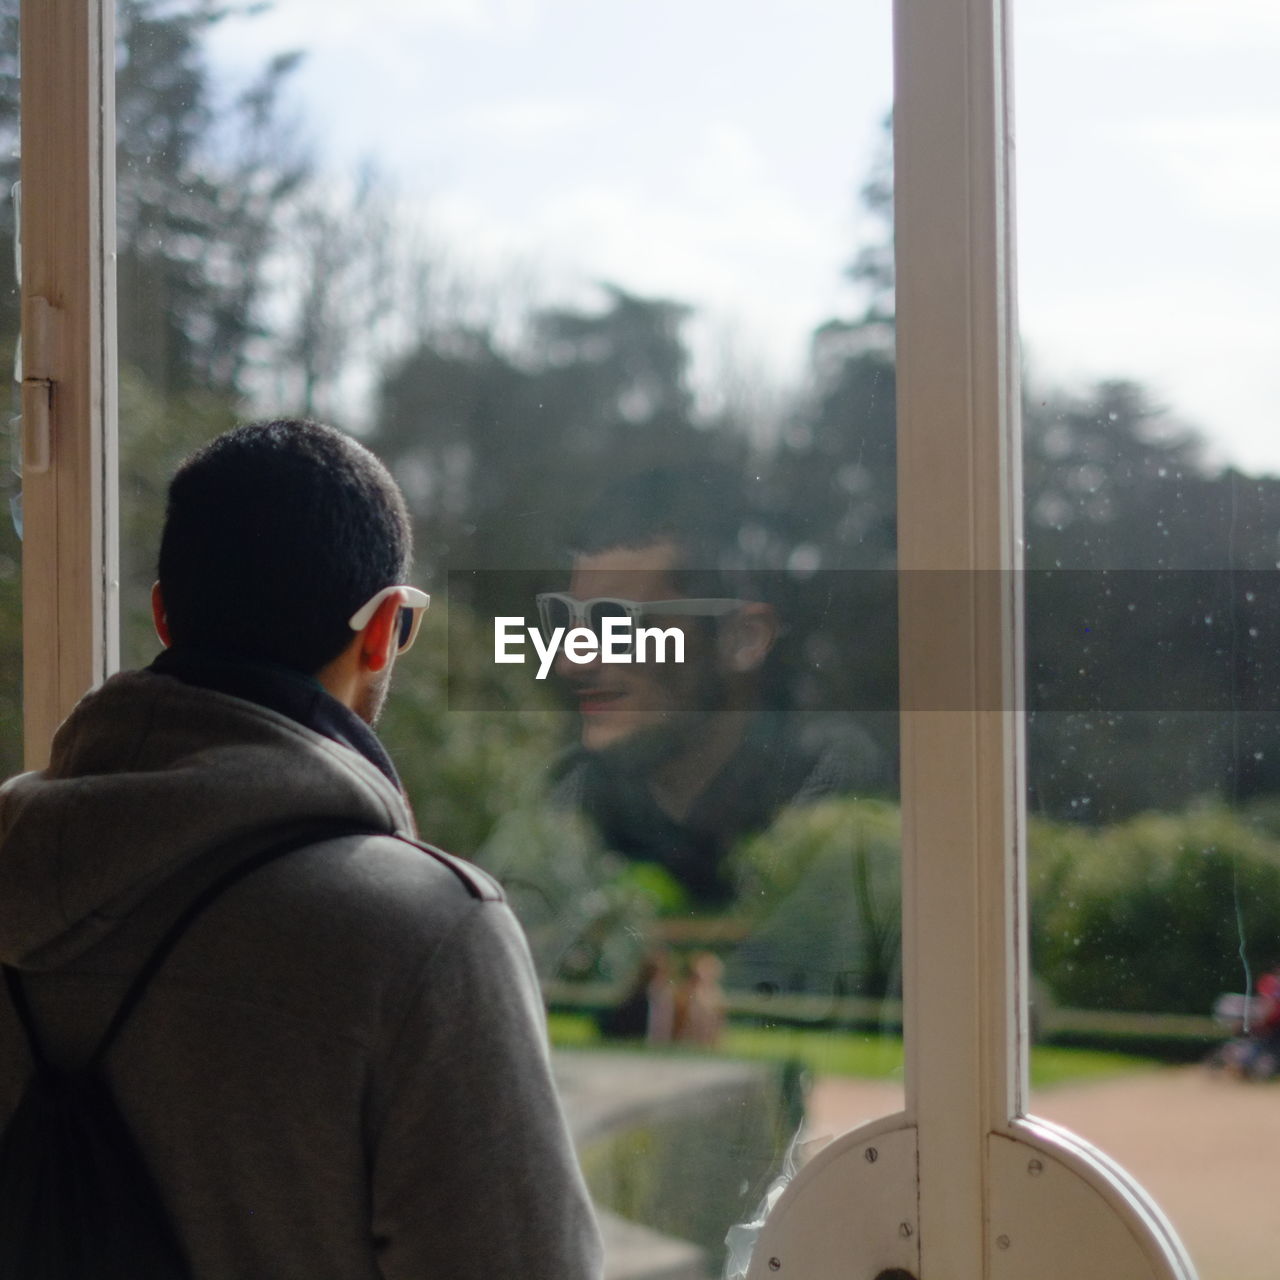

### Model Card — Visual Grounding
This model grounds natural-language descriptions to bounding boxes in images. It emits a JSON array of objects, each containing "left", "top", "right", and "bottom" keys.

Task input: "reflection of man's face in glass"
[{"left": 556, "top": 539, "right": 727, "bottom": 766}]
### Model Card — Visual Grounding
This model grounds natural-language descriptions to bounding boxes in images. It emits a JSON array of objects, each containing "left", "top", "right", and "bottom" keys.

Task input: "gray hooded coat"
[{"left": 0, "top": 668, "right": 602, "bottom": 1279}]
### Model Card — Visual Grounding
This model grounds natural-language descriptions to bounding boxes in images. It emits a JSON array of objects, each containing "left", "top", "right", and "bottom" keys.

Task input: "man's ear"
[
  {"left": 358, "top": 591, "right": 403, "bottom": 674},
  {"left": 717, "top": 603, "right": 777, "bottom": 673},
  {"left": 151, "top": 582, "right": 172, "bottom": 648}
]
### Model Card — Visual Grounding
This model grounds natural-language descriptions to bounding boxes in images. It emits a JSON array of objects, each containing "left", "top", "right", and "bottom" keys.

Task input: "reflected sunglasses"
[
  {"left": 535, "top": 592, "right": 743, "bottom": 643},
  {"left": 348, "top": 585, "right": 431, "bottom": 654}
]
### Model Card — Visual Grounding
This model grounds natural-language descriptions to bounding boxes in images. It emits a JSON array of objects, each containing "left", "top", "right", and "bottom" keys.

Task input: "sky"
[{"left": 206, "top": 0, "right": 1280, "bottom": 474}]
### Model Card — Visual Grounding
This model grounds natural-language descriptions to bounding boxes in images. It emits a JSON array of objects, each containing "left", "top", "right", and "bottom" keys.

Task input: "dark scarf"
[{"left": 148, "top": 648, "right": 403, "bottom": 791}]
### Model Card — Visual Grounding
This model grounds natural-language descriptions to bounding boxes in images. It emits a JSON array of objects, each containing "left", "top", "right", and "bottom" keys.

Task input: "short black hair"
[{"left": 158, "top": 419, "right": 412, "bottom": 674}]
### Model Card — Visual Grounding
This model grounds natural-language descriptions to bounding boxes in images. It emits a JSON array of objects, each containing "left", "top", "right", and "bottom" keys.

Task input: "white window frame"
[
  {"left": 16, "top": 0, "right": 1201, "bottom": 1274},
  {"left": 894, "top": 0, "right": 1030, "bottom": 1260}
]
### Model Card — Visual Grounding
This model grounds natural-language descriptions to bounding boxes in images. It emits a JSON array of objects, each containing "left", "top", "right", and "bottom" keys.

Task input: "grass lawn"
[{"left": 548, "top": 1012, "right": 1158, "bottom": 1089}]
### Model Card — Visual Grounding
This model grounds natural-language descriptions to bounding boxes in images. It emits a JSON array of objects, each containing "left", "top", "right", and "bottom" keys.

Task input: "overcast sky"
[{"left": 207, "top": 0, "right": 1280, "bottom": 474}]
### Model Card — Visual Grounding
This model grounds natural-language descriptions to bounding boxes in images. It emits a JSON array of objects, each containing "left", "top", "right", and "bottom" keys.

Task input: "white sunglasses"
[
  {"left": 348, "top": 585, "right": 431, "bottom": 654},
  {"left": 535, "top": 592, "right": 742, "bottom": 644}
]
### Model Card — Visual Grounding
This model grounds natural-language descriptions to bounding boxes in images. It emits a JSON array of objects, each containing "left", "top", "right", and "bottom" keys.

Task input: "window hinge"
[{"left": 20, "top": 295, "right": 64, "bottom": 474}]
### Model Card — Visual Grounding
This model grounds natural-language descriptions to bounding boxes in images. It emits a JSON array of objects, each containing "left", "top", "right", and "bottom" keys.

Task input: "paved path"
[{"left": 807, "top": 1068, "right": 1280, "bottom": 1280}]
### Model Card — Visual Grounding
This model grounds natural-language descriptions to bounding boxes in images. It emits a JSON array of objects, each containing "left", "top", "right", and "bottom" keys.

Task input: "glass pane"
[
  {"left": 0, "top": 0, "right": 20, "bottom": 776},
  {"left": 1017, "top": 5, "right": 1280, "bottom": 1278},
  {"left": 118, "top": 3, "right": 898, "bottom": 1274}
]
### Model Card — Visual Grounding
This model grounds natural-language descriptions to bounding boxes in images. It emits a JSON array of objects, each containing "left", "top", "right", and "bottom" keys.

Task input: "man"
[
  {"left": 548, "top": 467, "right": 883, "bottom": 908},
  {"left": 0, "top": 420, "right": 601, "bottom": 1278}
]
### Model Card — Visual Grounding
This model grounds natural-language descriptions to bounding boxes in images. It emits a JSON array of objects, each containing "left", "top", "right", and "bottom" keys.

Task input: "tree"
[
  {"left": 1019, "top": 380, "right": 1280, "bottom": 818},
  {"left": 1023, "top": 379, "right": 1207, "bottom": 570},
  {"left": 764, "top": 109, "right": 898, "bottom": 575},
  {"left": 846, "top": 111, "right": 895, "bottom": 328},
  {"left": 773, "top": 109, "right": 1280, "bottom": 822},
  {"left": 115, "top": 0, "right": 310, "bottom": 397},
  {"left": 374, "top": 283, "right": 739, "bottom": 579}
]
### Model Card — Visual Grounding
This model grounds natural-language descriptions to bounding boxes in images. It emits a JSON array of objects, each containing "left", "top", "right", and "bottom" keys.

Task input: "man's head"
[
  {"left": 556, "top": 468, "right": 777, "bottom": 765},
  {"left": 155, "top": 420, "right": 415, "bottom": 720}
]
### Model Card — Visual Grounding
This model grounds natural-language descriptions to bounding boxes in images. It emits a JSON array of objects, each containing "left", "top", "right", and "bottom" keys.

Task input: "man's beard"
[
  {"left": 584, "top": 662, "right": 731, "bottom": 773},
  {"left": 593, "top": 707, "right": 712, "bottom": 773},
  {"left": 355, "top": 665, "right": 394, "bottom": 726}
]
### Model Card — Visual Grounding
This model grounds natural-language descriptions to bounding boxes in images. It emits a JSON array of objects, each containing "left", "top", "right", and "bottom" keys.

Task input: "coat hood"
[{"left": 0, "top": 670, "right": 415, "bottom": 969}]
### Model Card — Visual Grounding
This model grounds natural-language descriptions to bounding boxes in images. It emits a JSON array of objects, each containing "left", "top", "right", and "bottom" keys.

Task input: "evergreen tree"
[{"left": 115, "top": 0, "right": 310, "bottom": 396}]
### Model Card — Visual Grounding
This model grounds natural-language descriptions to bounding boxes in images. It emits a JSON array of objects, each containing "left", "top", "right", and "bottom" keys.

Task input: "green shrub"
[
  {"left": 721, "top": 797, "right": 1280, "bottom": 1017},
  {"left": 1029, "top": 806, "right": 1280, "bottom": 1014},
  {"left": 726, "top": 798, "right": 902, "bottom": 999}
]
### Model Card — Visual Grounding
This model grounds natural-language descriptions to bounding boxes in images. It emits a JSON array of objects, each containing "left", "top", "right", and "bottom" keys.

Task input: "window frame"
[
  {"left": 894, "top": 0, "right": 1029, "bottom": 1261},
  {"left": 18, "top": 0, "right": 118, "bottom": 770}
]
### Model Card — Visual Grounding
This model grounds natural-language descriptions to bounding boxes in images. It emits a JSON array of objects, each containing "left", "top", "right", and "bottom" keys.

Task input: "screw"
[
  {"left": 996, "top": 1235, "right": 1011, "bottom": 1251},
  {"left": 865, "top": 1147, "right": 879, "bottom": 1164},
  {"left": 1027, "top": 1159, "right": 1043, "bottom": 1176},
  {"left": 899, "top": 1222, "right": 914, "bottom": 1239},
  {"left": 768, "top": 1258, "right": 782, "bottom": 1272}
]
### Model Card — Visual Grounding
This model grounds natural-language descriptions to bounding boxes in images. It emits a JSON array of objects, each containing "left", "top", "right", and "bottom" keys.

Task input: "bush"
[
  {"left": 721, "top": 797, "right": 1280, "bottom": 1018},
  {"left": 726, "top": 798, "right": 902, "bottom": 999},
  {"left": 1029, "top": 806, "right": 1280, "bottom": 1014}
]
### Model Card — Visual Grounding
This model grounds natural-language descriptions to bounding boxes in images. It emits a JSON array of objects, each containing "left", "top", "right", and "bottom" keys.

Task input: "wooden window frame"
[{"left": 19, "top": 0, "right": 118, "bottom": 769}]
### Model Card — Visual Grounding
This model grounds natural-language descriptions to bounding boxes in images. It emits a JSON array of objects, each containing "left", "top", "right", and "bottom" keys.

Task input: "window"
[{"left": 17, "top": 1, "right": 1237, "bottom": 1276}]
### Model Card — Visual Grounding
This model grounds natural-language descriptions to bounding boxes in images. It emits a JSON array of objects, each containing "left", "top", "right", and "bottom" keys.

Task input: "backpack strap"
[
  {"left": 2, "top": 966, "right": 54, "bottom": 1079},
  {"left": 85, "top": 821, "right": 381, "bottom": 1069},
  {"left": 3, "top": 821, "right": 379, "bottom": 1076}
]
